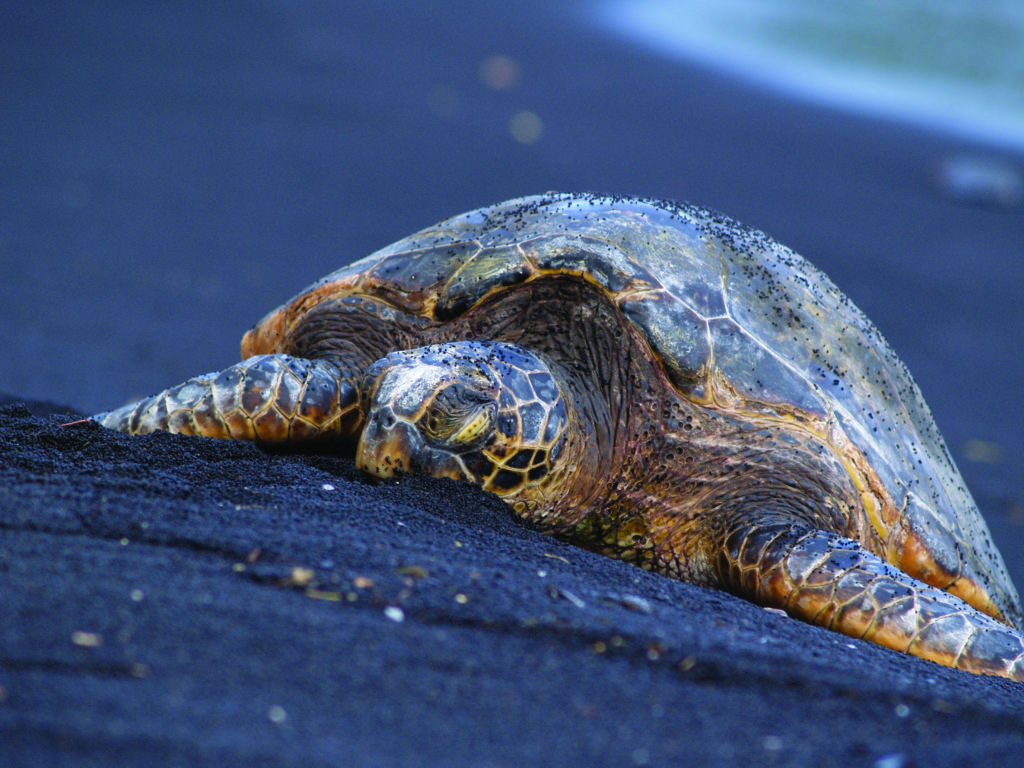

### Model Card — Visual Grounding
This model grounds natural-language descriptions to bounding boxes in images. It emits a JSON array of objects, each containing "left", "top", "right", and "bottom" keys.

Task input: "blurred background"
[
  {"left": 2, "top": 0, "right": 1022, "bottom": 569},
  {"left": 609, "top": 0, "right": 1024, "bottom": 153}
]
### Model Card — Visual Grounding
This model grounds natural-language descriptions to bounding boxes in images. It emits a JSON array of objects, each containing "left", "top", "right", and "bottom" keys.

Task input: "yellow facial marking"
[{"left": 450, "top": 406, "right": 495, "bottom": 447}]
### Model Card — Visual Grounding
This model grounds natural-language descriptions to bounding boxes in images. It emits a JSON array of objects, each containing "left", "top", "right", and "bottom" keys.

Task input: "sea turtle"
[{"left": 95, "top": 192, "right": 1024, "bottom": 680}]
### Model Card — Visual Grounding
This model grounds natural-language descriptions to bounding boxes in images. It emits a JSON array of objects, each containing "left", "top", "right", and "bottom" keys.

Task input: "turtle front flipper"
[
  {"left": 94, "top": 354, "right": 362, "bottom": 445},
  {"left": 714, "top": 522, "right": 1024, "bottom": 680}
]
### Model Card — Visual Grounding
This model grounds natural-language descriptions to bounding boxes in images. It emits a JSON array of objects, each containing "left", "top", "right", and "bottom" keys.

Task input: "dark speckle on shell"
[
  {"left": 267, "top": 192, "right": 1016, "bottom": 627},
  {"left": 296, "top": 194, "right": 976, "bottom": 530}
]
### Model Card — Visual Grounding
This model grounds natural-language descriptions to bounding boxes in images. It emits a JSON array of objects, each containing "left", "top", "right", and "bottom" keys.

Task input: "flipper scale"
[
  {"left": 95, "top": 354, "right": 361, "bottom": 444},
  {"left": 718, "top": 523, "right": 1024, "bottom": 679}
]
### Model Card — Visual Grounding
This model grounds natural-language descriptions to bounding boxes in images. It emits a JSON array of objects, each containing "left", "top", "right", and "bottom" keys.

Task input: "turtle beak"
[
  {"left": 356, "top": 404, "right": 468, "bottom": 483},
  {"left": 356, "top": 406, "right": 418, "bottom": 478}
]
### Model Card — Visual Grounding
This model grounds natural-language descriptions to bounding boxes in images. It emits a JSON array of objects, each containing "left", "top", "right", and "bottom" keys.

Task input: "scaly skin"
[
  {"left": 92, "top": 193, "right": 1024, "bottom": 681},
  {"left": 355, "top": 342, "right": 570, "bottom": 505},
  {"left": 95, "top": 343, "right": 1024, "bottom": 682},
  {"left": 716, "top": 523, "right": 1024, "bottom": 679},
  {"left": 95, "top": 355, "right": 362, "bottom": 443}
]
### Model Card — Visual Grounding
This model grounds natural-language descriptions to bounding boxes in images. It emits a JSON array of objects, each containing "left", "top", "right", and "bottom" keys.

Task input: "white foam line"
[{"left": 596, "top": 0, "right": 1024, "bottom": 153}]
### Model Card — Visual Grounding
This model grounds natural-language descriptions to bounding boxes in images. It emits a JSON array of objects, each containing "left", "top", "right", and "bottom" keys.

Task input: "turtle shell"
[{"left": 247, "top": 192, "right": 1019, "bottom": 626}]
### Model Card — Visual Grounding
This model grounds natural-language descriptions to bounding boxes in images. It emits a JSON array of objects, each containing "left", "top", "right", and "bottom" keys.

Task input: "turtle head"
[{"left": 356, "top": 341, "right": 569, "bottom": 504}]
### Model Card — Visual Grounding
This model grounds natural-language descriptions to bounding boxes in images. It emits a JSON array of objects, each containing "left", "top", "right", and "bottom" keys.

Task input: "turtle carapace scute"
[{"left": 95, "top": 193, "right": 1024, "bottom": 680}]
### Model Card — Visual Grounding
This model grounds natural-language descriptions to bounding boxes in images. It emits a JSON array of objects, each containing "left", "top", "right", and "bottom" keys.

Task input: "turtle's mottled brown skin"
[{"left": 96, "top": 193, "right": 1024, "bottom": 680}]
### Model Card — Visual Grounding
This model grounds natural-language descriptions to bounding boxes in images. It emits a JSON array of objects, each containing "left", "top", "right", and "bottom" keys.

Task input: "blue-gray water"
[{"left": 600, "top": 0, "right": 1024, "bottom": 151}]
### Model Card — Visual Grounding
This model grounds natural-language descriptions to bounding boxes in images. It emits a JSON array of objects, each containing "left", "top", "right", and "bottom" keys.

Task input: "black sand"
[{"left": 3, "top": 2, "right": 1024, "bottom": 765}]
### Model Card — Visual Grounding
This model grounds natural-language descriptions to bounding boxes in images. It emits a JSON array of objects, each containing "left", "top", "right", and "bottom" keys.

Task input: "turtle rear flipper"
[
  {"left": 715, "top": 522, "right": 1024, "bottom": 680},
  {"left": 94, "top": 354, "right": 362, "bottom": 445}
]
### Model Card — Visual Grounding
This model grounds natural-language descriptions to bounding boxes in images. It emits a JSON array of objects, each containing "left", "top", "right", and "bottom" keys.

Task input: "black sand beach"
[{"left": 3, "top": 2, "right": 1024, "bottom": 765}]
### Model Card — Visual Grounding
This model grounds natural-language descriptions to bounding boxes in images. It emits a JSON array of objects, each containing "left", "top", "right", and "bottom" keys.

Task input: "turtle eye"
[{"left": 419, "top": 383, "right": 496, "bottom": 451}]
